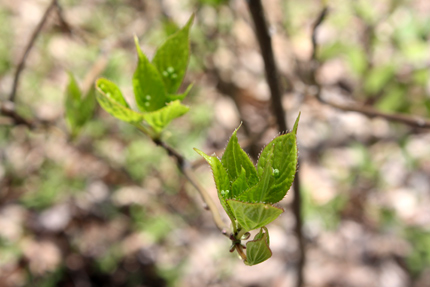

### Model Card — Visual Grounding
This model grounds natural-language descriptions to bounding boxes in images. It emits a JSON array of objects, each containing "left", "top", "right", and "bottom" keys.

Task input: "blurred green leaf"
[
  {"left": 133, "top": 37, "right": 168, "bottom": 112},
  {"left": 364, "top": 65, "right": 395, "bottom": 94},
  {"left": 167, "top": 83, "right": 193, "bottom": 102},
  {"left": 152, "top": 14, "right": 194, "bottom": 94},
  {"left": 197, "top": 0, "right": 229, "bottom": 7},
  {"left": 143, "top": 100, "right": 189, "bottom": 132},
  {"left": 65, "top": 74, "right": 97, "bottom": 138},
  {"left": 96, "top": 78, "right": 145, "bottom": 124}
]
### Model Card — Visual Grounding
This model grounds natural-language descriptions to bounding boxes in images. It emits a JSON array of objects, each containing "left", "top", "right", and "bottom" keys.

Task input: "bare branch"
[
  {"left": 0, "top": 101, "right": 36, "bottom": 129},
  {"left": 246, "top": 1, "right": 304, "bottom": 286},
  {"left": 9, "top": 0, "right": 57, "bottom": 102}
]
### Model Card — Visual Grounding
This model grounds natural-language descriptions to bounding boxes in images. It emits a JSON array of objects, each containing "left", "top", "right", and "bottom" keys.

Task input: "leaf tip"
[{"left": 293, "top": 112, "right": 301, "bottom": 135}]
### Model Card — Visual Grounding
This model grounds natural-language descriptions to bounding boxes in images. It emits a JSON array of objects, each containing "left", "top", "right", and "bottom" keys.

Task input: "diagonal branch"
[
  {"left": 152, "top": 138, "right": 230, "bottom": 237},
  {"left": 9, "top": 0, "right": 58, "bottom": 102}
]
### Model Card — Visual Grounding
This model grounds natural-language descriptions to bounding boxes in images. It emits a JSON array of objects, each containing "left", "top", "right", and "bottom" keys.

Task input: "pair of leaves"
[
  {"left": 95, "top": 14, "right": 194, "bottom": 133},
  {"left": 65, "top": 73, "right": 96, "bottom": 138}
]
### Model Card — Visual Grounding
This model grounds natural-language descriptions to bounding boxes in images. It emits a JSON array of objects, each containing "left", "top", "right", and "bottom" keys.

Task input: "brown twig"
[
  {"left": 311, "top": 7, "right": 329, "bottom": 61},
  {"left": 246, "top": 1, "right": 304, "bottom": 286},
  {"left": 308, "top": 7, "right": 430, "bottom": 130},
  {"left": 0, "top": 101, "right": 35, "bottom": 129},
  {"left": 9, "top": 0, "right": 57, "bottom": 103},
  {"left": 153, "top": 138, "right": 229, "bottom": 237},
  {"left": 321, "top": 99, "right": 430, "bottom": 129}
]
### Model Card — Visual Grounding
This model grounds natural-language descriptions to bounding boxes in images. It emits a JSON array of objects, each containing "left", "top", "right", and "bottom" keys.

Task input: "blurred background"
[{"left": 1, "top": 0, "right": 430, "bottom": 286}]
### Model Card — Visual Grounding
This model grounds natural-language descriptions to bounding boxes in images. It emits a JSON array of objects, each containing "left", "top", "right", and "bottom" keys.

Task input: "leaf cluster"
[
  {"left": 95, "top": 15, "right": 194, "bottom": 136},
  {"left": 195, "top": 114, "right": 300, "bottom": 265}
]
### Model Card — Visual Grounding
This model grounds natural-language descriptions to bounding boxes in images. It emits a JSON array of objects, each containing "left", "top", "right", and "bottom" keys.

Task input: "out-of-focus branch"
[
  {"left": 308, "top": 6, "right": 430, "bottom": 130},
  {"left": 246, "top": 0, "right": 288, "bottom": 132},
  {"left": 321, "top": 99, "right": 430, "bottom": 129},
  {"left": 311, "top": 7, "right": 329, "bottom": 61},
  {"left": 246, "top": 1, "right": 304, "bottom": 286},
  {"left": 0, "top": 101, "right": 35, "bottom": 129},
  {"left": 153, "top": 138, "right": 230, "bottom": 237},
  {"left": 9, "top": 0, "right": 57, "bottom": 103}
]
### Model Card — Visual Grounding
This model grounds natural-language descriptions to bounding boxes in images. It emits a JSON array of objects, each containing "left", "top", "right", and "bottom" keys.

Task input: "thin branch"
[
  {"left": 153, "top": 138, "right": 230, "bottom": 237},
  {"left": 246, "top": 1, "right": 304, "bottom": 286},
  {"left": 320, "top": 98, "right": 430, "bottom": 129},
  {"left": 311, "top": 7, "right": 329, "bottom": 61},
  {"left": 308, "top": 6, "right": 430, "bottom": 130},
  {"left": 9, "top": 0, "right": 57, "bottom": 102},
  {"left": 0, "top": 101, "right": 35, "bottom": 129},
  {"left": 246, "top": 0, "right": 287, "bottom": 132}
]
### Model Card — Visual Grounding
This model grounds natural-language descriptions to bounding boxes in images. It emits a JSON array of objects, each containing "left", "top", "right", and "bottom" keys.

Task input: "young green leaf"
[
  {"left": 231, "top": 167, "right": 249, "bottom": 199},
  {"left": 222, "top": 124, "right": 259, "bottom": 186},
  {"left": 133, "top": 37, "right": 168, "bottom": 112},
  {"left": 241, "top": 113, "right": 300, "bottom": 204},
  {"left": 245, "top": 227, "right": 272, "bottom": 265},
  {"left": 194, "top": 148, "right": 235, "bottom": 222},
  {"left": 65, "top": 74, "right": 96, "bottom": 137},
  {"left": 65, "top": 73, "right": 83, "bottom": 133},
  {"left": 152, "top": 14, "right": 194, "bottom": 94},
  {"left": 227, "top": 200, "right": 283, "bottom": 232},
  {"left": 76, "top": 86, "right": 96, "bottom": 127},
  {"left": 143, "top": 100, "right": 189, "bottom": 132},
  {"left": 96, "top": 78, "right": 145, "bottom": 123},
  {"left": 167, "top": 83, "right": 193, "bottom": 102}
]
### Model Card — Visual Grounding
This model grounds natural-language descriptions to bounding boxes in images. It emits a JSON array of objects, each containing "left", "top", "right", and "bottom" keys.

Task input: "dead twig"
[{"left": 9, "top": 0, "right": 57, "bottom": 103}]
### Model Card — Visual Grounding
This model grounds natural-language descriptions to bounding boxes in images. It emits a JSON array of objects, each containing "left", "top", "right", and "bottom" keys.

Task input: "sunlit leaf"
[
  {"left": 239, "top": 113, "right": 300, "bottom": 203},
  {"left": 152, "top": 14, "right": 194, "bottom": 94},
  {"left": 133, "top": 37, "right": 168, "bottom": 112},
  {"left": 222, "top": 124, "right": 259, "bottom": 186},
  {"left": 96, "top": 78, "right": 145, "bottom": 124},
  {"left": 143, "top": 100, "right": 189, "bottom": 132}
]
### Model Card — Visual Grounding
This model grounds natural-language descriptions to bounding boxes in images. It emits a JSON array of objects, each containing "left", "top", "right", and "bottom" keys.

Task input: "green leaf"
[
  {"left": 194, "top": 148, "right": 235, "bottom": 222},
  {"left": 221, "top": 124, "right": 259, "bottom": 186},
  {"left": 245, "top": 227, "right": 272, "bottom": 266},
  {"left": 65, "top": 74, "right": 96, "bottom": 137},
  {"left": 143, "top": 100, "right": 189, "bottom": 132},
  {"left": 240, "top": 113, "right": 299, "bottom": 203},
  {"left": 77, "top": 86, "right": 96, "bottom": 126},
  {"left": 152, "top": 14, "right": 194, "bottom": 94},
  {"left": 231, "top": 167, "right": 249, "bottom": 199},
  {"left": 133, "top": 37, "right": 168, "bottom": 112},
  {"left": 167, "top": 83, "right": 193, "bottom": 102},
  {"left": 227, "top": 200, "right": 283, "bottom": 232},
  {"left": 65, "top": 73, "right": 82, "bottom": 132},
  {"left": 96, "top": 78, "right": 145, "bottom": 124}
]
